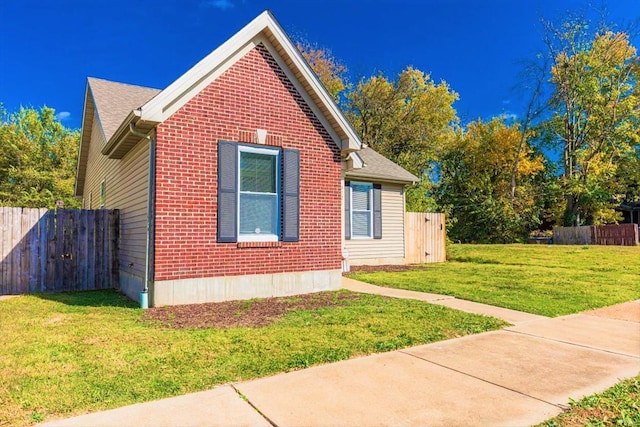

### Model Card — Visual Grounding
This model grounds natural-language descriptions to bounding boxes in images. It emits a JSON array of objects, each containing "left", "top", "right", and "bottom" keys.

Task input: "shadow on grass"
[{"left": 34, "top": 289, "right": 139, "bottom": 308}]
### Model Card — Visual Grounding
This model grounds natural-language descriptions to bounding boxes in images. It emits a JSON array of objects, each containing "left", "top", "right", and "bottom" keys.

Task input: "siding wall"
[
  {"left": 345, "top": 183, "right": 406, "bottom": 265},
  {"left": 81, "top": 112, "right": 150, "bottom": 299}
]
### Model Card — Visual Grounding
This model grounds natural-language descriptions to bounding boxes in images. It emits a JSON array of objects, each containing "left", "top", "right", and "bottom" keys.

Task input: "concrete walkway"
[
  {"left": 41, "top": 291, "right": 640, "bottom": 427},
  {"left": 342, "top": 276, "right": 548, "bottom": 325}
]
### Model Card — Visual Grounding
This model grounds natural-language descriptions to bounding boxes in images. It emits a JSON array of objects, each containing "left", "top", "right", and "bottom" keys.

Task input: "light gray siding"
[
  {"left": 82, "top": 112, "right": 149, "bottom": 299},
  {"left": 345, "top": 183, "right": 405, "bottom": 265}
]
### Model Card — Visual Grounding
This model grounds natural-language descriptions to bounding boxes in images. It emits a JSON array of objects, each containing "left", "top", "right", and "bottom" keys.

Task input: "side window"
[
  {"left": 345, "top": 181, "right": 382, "bottom": 240},
  {"left": 100, "top": 180, "right": 106, "bottom": 209},
  {"left": 89, "top": 192, "right": 93, "bottom": 209},
  {"left": 351, "top": 182, "right": 373, "bottom": 238}
]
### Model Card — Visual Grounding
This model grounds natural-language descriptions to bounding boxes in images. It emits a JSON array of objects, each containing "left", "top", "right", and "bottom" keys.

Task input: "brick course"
[{"left": 154, "top": 43, "right": 342, "bottom": 281}]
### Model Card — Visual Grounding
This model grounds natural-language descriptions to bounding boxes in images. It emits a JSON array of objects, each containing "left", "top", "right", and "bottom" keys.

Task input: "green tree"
[
  {"left": 544, "top": 22, "right": 640, "bottom": 225},
  {"left": 436, "top": 118, "right": 546, "bottom": 243},
  {"left": 347, "top": 67, "right": 459, "bottom": 211},
  {"left": 0, "top": 106, "right": 80, "bottom": 208}
]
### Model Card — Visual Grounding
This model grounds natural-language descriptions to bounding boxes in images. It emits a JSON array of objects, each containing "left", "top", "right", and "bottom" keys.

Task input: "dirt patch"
[
  {"left": 346, "top": 264, "right": 433, "bottom": 273},
  {"left": 143, "top": 291, "right": 361, "bottom": 329}
]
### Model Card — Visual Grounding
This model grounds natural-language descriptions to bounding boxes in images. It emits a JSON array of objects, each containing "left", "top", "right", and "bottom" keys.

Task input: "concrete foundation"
[{"left": 151, "top": 269, "right": 343, "bottom": 306}]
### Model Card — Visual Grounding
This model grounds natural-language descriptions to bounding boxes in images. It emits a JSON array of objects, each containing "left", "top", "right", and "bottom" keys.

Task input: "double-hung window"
[
  {"left": 344, "top": 181, "right": 382, "bottom": 240},
  {"left": 238, "top": 146, "right": 279, "bottom": 241},
  {"left": 350, "top": 182, "right": 373, "bottom": 238},
  {"left": 217, "top": 140, "right": 300, "bottom": 243}
]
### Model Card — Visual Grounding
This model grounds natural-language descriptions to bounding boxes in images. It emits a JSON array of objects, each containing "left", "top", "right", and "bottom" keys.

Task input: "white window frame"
[
  {"left": 237, "top": 145, "right": 280, "bottom": 242},
  {"left": 350, "top": 181, "right": 373, "bottom": 239}
]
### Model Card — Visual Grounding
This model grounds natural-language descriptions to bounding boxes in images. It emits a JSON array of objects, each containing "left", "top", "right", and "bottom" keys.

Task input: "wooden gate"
[
  {"left": 0, "top": 207, "right": 119, "bottom": 295},
  {"left": 404, "top": 212, "right": 446, "bottom": 264}
]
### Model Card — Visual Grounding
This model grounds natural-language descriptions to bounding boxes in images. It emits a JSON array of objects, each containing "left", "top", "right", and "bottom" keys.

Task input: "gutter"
[
  {"left": 129, "top": 122, "right": 155, "bottom": 310},
  {"left": 344, "top": 173, "right": 419, "bottom": 186}
]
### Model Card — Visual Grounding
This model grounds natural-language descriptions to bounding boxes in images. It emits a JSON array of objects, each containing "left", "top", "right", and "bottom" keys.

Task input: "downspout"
[{"left": 129, "top": 122, "right": 155, "bottom": 309}]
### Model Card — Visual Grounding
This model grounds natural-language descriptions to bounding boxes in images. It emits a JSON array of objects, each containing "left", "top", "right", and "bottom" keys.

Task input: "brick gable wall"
[{"left": 154, "top": 43, "right": 342, "bottom": 281}]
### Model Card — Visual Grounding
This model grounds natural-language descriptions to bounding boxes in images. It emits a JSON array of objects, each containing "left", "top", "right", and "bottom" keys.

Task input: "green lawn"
[
  {"left": 539, "top": 375, "right": 640, "bottom": 427},
  {"left": 348, "top": 244, "right": 640, "bottom": 317},
  {"left": 0, "top": 290, "right": 505, "bottom": 426}
]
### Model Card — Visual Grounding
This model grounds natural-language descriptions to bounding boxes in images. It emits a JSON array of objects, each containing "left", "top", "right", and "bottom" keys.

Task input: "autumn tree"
[
  {"left": 543, "top": 20, "right": 640, "bottom": 225},
  {"left": 0, "top": 106, "right": 80, "bottom": 208},
  {"left": 347, "top": 67, "right": 459, "bottom": 211},
  {"left": 296, "top": 41, "right": 349, "bottom": 103},
  {"left": 436, "top": 118, "right": 546, "bottom": 243}
]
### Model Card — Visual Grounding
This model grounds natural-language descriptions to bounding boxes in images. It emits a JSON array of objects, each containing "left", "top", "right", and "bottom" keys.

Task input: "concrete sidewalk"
[{"left": 41, "top": 296, "right": 640, "bottom": 427}]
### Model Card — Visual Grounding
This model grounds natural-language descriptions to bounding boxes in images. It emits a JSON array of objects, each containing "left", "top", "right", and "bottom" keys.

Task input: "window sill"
[{"left": 237, "top": 241, "right": 283, "bottom": 249}]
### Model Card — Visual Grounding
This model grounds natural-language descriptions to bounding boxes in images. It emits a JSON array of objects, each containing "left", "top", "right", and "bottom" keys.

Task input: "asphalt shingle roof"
[
  {"left": 345, "top": 146, "right": 419, "bottom": 184},
  {"left": 87, "top": 77, "right": 160, "bottom": 141}
]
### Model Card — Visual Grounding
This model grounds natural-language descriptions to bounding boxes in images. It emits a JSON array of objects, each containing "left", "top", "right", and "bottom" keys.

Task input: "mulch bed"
[
  {"left": 346, "top": 264, "right": 433, "bottom": 273},
  {"left": 143, "top": 291, "right": 361, "bottom": 329}
]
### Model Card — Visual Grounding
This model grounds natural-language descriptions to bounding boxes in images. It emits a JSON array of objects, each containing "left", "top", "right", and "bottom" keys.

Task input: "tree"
[
  {"left": 296, "top": 41, "right": 349, "bottom": 104},
  {"left": 544, "top": 21, "right": 640, "bottom": 225},
  {"left": 436, "top": 118, "right": 546, "bottom": 243},
  {"left": 0, "top": 106, "right": 80, "bottom": 208},
  {"left": 347, "top": 67, "right": 459, "bottom": 211}
]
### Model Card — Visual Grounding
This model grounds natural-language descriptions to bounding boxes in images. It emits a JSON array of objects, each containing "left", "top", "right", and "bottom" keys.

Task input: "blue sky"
[{"left": 1, "top": 0, "right": 638, "bottom": 130}]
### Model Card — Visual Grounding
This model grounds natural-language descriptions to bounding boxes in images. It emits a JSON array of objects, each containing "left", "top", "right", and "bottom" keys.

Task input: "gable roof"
[
  {"left": 345, "top": 147, "right": 419, "bottom": 185},
  {"left": 74, "top": 78, "right": 160, "bottom": 196},
  {"left": 89, "top": 78, "right": 161, "bottom": 141},
  {"left": 99, "top": 10, "right": 361, "bottom": 160}
]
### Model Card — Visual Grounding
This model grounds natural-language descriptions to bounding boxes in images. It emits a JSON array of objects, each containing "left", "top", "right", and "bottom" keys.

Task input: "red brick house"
[{"left": 75, "top": 11, "right": 417, "bottom": 306}]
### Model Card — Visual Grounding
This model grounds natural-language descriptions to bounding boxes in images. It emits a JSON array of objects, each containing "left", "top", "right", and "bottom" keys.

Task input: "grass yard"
[
  {"left": 348, "top": 244, "right": 640, "bottom": 317},
  {"left": 538, "top": 375, "right": 640, "bottom": 427},
  {"left": 0, "top": 290, "right": 505, "bottom": 426}
]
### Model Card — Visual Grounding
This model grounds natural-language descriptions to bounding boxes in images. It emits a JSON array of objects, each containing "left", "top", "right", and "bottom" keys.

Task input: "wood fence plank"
[
  {"left": 27, "top": 209, "right": 39, "bottom": 293},
  {"left": 44, "top": 210, "right": 55, "bottom": 292},
  {"left": 55, "top": 209, "right": 65, "bottom": 291},
  {"left": 11, "top": 207, "right": 21, "bottom": 294},
  {"left": 86, "top": 210, "right": 96, "bottom": 290},
  {"left": 77, "top": 210, "right": 88, "bottom": 290},
  {"left": 95, "top": 210, "right": 104, "bottom": 289},
  {"left": 109, "top": 210, "right": 119, "bottom": 288},
  {"left": 38, "top": 208, "right": 48, "bottom": 292}
]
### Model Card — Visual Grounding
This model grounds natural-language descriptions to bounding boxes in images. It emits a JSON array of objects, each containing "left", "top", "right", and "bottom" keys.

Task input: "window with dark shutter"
[
  {"left": 282, "top": 149, "right": 300, "bottom": 242},
  {"left": 217, "top": 141, "right": 300, "bottom": 243},
  {"left": 217, "top": 141, "right": 238, "bottom": 242},
  {"left": 344, "top": 181, "right": 351, "bottom": 240},
  {"left": 373, "top": 184, "right": 382, "bottom": 239}
]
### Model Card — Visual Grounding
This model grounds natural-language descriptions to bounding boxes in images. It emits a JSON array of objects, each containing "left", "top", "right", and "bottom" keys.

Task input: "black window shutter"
[
  {"left": 281, "top": 148, "right": 300, "bottom": 242},
  {"left": 373, "top": 183, "right": 382, "bottom": 239},
  {"left": 344, "top": 181, "right": 351, "bottom": 240},
  {"left": 217, "top": 141, "right": 238, "bottom": 243}
]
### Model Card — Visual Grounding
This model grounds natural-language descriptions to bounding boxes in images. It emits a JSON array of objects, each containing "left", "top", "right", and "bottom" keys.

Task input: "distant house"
[{"left": 75, "top": 11, "right": 417, "bottom": 306}]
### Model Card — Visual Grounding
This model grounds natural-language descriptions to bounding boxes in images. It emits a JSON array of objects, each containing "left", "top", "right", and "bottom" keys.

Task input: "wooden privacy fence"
[
  {"left": 553, "top": 224, "right": 639, "bottom": 246},
  {"left": 0, "top": 207, "right": 119, "bottom": 295},
  {"left": 405, "top": 212, "right": 446, "bottom": 263}
]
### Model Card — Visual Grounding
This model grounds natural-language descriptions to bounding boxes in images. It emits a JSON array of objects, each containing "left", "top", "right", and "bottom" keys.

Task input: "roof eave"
[
  {"left": 101, "top": 110, "right": 157, "bottom": 159},
  {"left": 344, "top": 172, "right": 419, "bottom": 185},
  {"left": 74, "top": 85, "right": 94, "bottom": 197}
]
